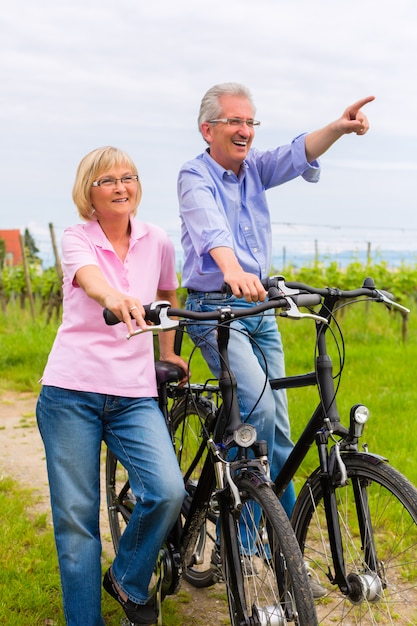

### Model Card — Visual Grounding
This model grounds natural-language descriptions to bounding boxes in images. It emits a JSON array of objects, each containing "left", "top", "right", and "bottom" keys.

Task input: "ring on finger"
[{"left": 130, "top": 305, "right": 137, "bottom": 312}]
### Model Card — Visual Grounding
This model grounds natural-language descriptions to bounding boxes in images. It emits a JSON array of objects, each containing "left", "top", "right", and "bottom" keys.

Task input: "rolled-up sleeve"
[{"left": 254, "top": 133, "right": 320, "bottom": 188}]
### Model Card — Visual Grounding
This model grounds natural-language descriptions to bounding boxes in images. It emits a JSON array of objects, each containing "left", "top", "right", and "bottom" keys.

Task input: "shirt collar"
[
  {"left": 203, "top": 148, "right": 248, "bottom": 181},
  {"left": 82, "top": 217, "right": 148, "bottom": 249}
]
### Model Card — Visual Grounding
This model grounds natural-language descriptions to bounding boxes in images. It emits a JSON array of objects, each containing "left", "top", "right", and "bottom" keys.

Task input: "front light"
[
  {"left": 234, "top": 424, "right": 257, "bottom": 448},
  {"left": 352, "top": 404, "right": 370, "bottom": 424},
  {"left": 350, "top": 404, "right": 370, "bottom": 439}
]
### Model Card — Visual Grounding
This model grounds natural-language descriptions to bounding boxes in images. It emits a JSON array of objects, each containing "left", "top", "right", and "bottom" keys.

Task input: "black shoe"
[{"left": 103, "top": 568, "right": 157, "bottom": 625}]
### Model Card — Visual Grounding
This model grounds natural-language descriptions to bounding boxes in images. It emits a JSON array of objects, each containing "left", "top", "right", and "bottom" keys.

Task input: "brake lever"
[
  {"left": 274, "top": 277, "right": 302, "bottom": 296},
  {"left": 279, "top": 297, "right": 328, "bottom": 323},
  {"left": 375, "top": 289, "right": 410, "bottom": 314},
  {"left": 127, "top": 301, "right": 179, "bottom": 339},
  {"left": 273, "top": 278, "right": 328, "bottom": 323}
]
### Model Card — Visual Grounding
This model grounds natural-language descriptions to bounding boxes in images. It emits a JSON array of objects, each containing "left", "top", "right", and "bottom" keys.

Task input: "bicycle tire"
[
  {"left": 292, "top": 453, "right": 417, "bottom": 624},
  {"left": 221, "top": 474, "right": 318, "bottom": 626},
  {"left": 170, "top": 393, "right": 220, "bottom": 588}
]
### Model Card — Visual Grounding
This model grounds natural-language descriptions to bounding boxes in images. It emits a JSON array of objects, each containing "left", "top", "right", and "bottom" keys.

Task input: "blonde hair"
[{"left": 72, "top": 146, "right": 142, "bottom": 221}]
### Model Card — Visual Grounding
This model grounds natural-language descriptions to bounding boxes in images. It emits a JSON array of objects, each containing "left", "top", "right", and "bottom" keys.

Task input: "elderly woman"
[{"left": 37, "top": 146, "right": 187, "bottom": 626}]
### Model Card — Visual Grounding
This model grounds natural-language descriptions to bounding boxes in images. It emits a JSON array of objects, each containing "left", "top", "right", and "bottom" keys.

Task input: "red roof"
[{"left": 0, "top": 229, "right": 22, "bottom": 266}]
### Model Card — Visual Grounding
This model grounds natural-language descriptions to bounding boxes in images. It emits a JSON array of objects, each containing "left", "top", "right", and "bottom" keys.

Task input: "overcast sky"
[{"left": 1, "top": 0, "right": 416, "bottom": 263}]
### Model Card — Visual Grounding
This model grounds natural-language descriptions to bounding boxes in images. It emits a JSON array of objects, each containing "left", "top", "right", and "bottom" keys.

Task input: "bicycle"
[
  {"left": 104, "top": 294, "right": 319, "bottom": 625},
  {"left": 172, "top": 275, "right": 417, "bottom": 624}
]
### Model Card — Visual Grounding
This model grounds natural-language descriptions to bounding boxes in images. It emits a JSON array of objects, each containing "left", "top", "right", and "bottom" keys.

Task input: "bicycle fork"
[
  {"left": 213, "top": 439, "right": 280, "bottom": 626},
  {"left": 317, "top": 429, "right": 385, "bottom": 603}
]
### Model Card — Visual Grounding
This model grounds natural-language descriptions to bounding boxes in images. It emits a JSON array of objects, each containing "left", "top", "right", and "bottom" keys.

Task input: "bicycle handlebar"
[
  {"left": 103, "top": 292, "right": 321, "bottom": 328},
  {"left": 261, "top": 275, "right": 409, "bottom": 313},
  {"left": 103, "top": 275, "right": 409, "bottom": 336}
]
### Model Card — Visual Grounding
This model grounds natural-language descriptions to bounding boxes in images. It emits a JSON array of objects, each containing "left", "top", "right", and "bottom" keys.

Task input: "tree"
[{"left": 24, "top": 228, "right": 41, "bottom": 263}]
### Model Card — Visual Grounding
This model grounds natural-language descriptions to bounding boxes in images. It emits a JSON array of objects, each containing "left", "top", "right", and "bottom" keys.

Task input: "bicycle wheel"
[
  {"left": 221, "top": 474, "right": 318, "bottom": 626},
  {"left": 293, "top": 453, "right": 417, "bottom": 624},
  {"left": 170, "top": 393, "right": 220, "bottom": 588}
]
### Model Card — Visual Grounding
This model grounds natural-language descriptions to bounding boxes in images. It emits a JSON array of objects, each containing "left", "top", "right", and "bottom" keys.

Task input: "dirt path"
[{"left": 0, "top": 391, "right": 229, "bottom": 625}]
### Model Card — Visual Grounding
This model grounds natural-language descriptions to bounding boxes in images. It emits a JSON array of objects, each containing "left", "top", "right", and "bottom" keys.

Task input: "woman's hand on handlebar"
[{"left": 103, "top": 294, "right": 149, "bottom": 336}]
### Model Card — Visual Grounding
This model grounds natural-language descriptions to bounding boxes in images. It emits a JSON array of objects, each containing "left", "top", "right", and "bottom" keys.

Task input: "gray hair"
[{"left": 197, "top": 82, "right": 256, "bottom": 132}]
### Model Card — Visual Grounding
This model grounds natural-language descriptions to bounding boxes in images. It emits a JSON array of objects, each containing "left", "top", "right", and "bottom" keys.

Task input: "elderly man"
[{"left": 178, "top": 82, "right": 373, "bottom": 520}]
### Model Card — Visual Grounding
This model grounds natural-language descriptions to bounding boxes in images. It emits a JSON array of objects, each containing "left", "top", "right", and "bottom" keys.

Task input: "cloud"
[{"left": 0, "top": 0, "right": 416, "bottom": 244}]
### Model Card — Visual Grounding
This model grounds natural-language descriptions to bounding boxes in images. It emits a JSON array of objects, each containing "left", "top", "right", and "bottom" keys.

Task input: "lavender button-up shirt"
[{"left": 178, "top": 133, "right": 320, "bottom": 291}]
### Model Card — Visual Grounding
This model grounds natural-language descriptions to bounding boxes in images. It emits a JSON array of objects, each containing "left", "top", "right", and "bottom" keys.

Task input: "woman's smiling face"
[{"left": 90, "top": 166, "right": 140, "bottom": 220}]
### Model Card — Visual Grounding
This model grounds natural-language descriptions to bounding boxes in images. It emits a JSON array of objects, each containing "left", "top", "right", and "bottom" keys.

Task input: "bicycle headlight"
[
  {"left": 352, "top": 404, "right": 370, "bottom": 425},
  {"left": 233, "top": 424, "right": 257, "bottom": 448},
  {"left": 350, "top": 404, "right": 370, "bottom": 438}
]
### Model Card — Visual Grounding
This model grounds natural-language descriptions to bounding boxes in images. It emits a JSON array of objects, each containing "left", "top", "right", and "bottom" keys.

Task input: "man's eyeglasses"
[
  {"left": 207, "top": 118, "right": 261, "bottom": 128},
  {"left": 92, "top": 175, "right": 139, "bottom": 187}
]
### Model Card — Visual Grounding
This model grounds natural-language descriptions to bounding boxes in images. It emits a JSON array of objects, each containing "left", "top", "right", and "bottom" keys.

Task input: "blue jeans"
[
  {"left": 186, "top": 292, "right": 296, "bottom": 517},
  {"left": 36, "top": 386, "right": 185, "bottom": 626}
]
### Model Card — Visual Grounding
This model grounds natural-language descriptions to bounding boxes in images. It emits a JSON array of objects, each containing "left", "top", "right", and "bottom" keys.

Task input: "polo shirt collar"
[{"left": 82, "top": 217, "right": 148, "bottom": 250}]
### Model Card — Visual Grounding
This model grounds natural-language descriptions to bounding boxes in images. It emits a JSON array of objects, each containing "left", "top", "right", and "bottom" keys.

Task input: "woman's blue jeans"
[
  {"left": 186, "top": 292, "right": 296, "bottom": 517},
  {"left": 36, "top": 386, "right": 185, "bottom": 626}
]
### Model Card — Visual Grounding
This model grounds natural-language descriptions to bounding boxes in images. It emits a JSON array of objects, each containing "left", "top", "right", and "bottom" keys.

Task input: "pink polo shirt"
[{"left": 41, "top": 218, "right": 178, "bottom": 397}]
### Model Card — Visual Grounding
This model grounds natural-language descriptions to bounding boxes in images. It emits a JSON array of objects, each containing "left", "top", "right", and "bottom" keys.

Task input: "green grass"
[
  {"left": 0, "top": 302, "right": 57, "bottom": 393},
  {"left": 0, "top": 476, "right": 191, "bottom": 625},
  {"left": 0, "top": 476, "right": 64, "bottom": 625}
]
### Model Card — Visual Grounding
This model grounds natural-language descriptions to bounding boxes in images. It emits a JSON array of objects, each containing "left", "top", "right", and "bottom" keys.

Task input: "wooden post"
[
  {"left": 19, "top": 234, "right": 36, "bottom": 318},
  {"left": 367, "top": 242, "right": 371, "bottom": 265},
  {"left": 49, "top": 223, "right": 63, "bottom": 285},
  {"left": 366, "top": 242, "right": 372, "bottom": 312},
  {"left": 401, "top": 311, "right": 408, "bottom": 343}
]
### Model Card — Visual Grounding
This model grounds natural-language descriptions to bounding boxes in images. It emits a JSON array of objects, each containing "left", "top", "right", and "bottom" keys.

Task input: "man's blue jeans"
[
  {"left": 186, "top": 292, "right": 296, "bottom": 517},
  {"left": 36, "top": 386, "right": 185, "bottom": 626}
]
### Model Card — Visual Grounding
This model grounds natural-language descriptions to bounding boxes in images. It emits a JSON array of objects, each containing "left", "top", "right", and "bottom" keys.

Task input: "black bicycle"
[
  {"left": 172, "top": 275, "right": 417, "bottom": 624},
  {"left": 104, "top": 293, "right": 319, "bottom": 626}
]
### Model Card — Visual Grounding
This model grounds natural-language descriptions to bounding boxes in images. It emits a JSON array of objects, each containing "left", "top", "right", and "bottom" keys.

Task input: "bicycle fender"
[
  {"left": 237, "top": 469, "right": 273, "bottom": 489},
  {"left": 340, "top": 450, "right": 388, "bottom": 464}
]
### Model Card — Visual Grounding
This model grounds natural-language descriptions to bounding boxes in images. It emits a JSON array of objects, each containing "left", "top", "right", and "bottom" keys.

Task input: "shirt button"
[{"left": 253, "top": 247, "right": 258, "bottom": 253}]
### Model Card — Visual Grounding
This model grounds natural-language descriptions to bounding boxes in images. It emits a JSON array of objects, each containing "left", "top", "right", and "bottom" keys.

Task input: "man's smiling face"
[{"left": 201, "top": 94, "right": 256, "bottom": 175}]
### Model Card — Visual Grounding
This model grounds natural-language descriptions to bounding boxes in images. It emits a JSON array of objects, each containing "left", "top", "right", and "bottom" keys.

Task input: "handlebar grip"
[
  {"left": 103, "top": 309, "right": 121, "bottom": 325},
  {"left": 103, "top": 304, "right": 158, "bottom": 326},
  {"left": 291, "top": 293, "right": 322, "bottom": 307}
]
